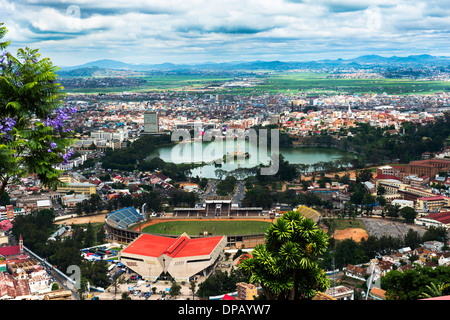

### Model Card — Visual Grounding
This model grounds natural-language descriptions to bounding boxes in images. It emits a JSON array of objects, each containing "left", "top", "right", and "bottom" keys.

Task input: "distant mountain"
[
  {"left": 58, "top": 66, "right": 106, "bottom": 77},
  {"left": 59, "top": 54, "right": 450, "bottom": 75},
  {"left": 60, "top": 59, "right": 136, "bottom": 71}
]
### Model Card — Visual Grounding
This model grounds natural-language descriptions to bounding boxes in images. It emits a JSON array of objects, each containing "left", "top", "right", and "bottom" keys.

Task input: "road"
[
  {"left": 201, "top": 180, "right": 218, "bottom": 200},
  {"left": 201, "top": 179, "right": 246, "bottom": 207},
  {"left": 232, "top": 180, "right": 246, "bottom": 205}
]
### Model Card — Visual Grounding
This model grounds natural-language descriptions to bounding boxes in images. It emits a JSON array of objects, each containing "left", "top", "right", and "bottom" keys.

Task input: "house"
[
  {"left": 423, "top": 240, "right": 445, "bottom": 252},
  {"left": 154, "top": 172, "right": 171, "bottom": 183},
  {"left": 12, "top": 268, "right": 27, "bottom": 280},
  {"left": 381, "top": 252, "right": 402, "bottom": 265},
  {"left": 62, "top": 194, "right": 89, "bottom": 208},
  {"left": 0, "top": 220, "right": 13, "bottom": 233},
  {"left": 325, "top": 285, "right": 354, "bottom": 300},
  {"left": 368, "top": 287, "right": 386, "bottom": 300},
  {"left": 344, "top": 264, "right": 366, "bottom": 281},
  {"left": 438, "top": 252, "right": 450, "bottom": 266},
  {"left": 378, "top": 260, "right": 394, "bottom": 276},
  {"left": 398, "top": 264, "right": 414, "bottom": 273},
  {"left": 28, "top": 268, "right": 51, "bottom": 295},
  {"left": 0, "top": 272, "right": 32, "bottom": 300}
]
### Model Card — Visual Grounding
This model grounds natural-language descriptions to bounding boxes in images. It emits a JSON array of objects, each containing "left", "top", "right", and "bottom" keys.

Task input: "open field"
[
  {"left": 256, "top": 72, "right": 450, "bottom": 95},
  {"left": 62, "top": 72, "right": 450, "bottom": 95},
  {"left": 333, "top": 228, "right": 369, "bottom": 242},
  {"left": 140, "top": 219, "right": 272, "bottom": 236},
  {"left": 54, "top": 214, "right": 107, "bottom": 225},
  {"left": 63, "top": 74, "right": 235, "bottom": 94}
]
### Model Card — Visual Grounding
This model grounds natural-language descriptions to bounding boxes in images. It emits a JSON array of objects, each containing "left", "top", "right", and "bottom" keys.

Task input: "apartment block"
[{"left": 236, "top": 282, "right": 258, "bottom": 300}]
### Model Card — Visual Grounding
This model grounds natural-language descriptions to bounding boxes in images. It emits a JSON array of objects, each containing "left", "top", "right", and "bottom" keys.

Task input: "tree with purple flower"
[{"left": 0, "top": 23, "right": 76, "bottom": 199}]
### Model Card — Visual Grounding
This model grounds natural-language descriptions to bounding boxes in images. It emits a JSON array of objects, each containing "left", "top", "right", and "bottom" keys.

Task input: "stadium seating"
[
  {"left": 106, "top": 207, "right": 143, "bottom": 229},
  {"left": 296, "top": 205, "right": 321, "bottom": 223}
]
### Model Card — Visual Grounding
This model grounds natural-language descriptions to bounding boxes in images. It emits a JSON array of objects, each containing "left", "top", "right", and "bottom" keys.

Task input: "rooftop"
[{"left": 122, "top": 233, "right": 225, "bottom": 258}]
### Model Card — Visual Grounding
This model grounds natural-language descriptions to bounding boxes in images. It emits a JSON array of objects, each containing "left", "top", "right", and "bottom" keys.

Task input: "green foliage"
[
  {"left": 11, "top": 208, "right": 55, "bottom": 252},
  {"left": 242, "top": 184, "right": 322, "bottom": 209},
  {"left": 255, "top": 154, "right": 297, "bottom": 183},
  {"left": 0, "top": 24, "right": 75, "bottom": 198},
  {"left": 302, "top": 114, "right": 450, "bottom": 164},
  {"left": 196, "top": 269, "right": 249, "bottom": 298},
  {"left": 169, "top": 281, "right": 182, "bottom": 299},
  {"left": 12, "top": 207, "right": 113, "bottom": 289},
  {"left": 399, "top": 206, "right": 417, "bottom": 223},
  {"left": 168, "top": 189, "right": 198, "bottom": 207},
  {"left": 80, "top": 260, "right": 111, "bottom": 289},
  {"left": 319, "top": 225, "right": 446, "bottom": 271},
  {"left": 419, "top": 282, "right": 450, "bottom": 299},
  {"left": 381, "top": 266, "right": 450, "bottom": 300},
  {"left": 0, "top": 24, "right": 10, "bottom": 51},
  {"left": 241, "top": 185, "right": 273, "bottom": 209},
  {"left": 422, "top": 226, "right": 448, "bottom": 244},
  {"left": 216, "top": 175, "right": 237, "bottom": 196},
  {"left": 239, "top": 211, "right": 329, "bottom": 300},
  {"left": 101, "top": 134, "right": 172, "bottom": 172}
]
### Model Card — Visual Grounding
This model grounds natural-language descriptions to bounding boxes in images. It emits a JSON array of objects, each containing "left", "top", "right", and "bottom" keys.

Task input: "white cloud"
[{"left": 1, "top": 0, "right": 449, "bottom": 65}]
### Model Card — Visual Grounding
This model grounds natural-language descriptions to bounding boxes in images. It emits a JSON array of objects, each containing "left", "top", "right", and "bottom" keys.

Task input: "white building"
[{"left": 120, "top": 232, "right": 227, "bottom": 282}]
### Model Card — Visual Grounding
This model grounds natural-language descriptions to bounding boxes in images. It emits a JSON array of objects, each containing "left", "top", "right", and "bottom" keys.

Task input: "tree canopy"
[
  {"left": 239, "top": 210, "right": 329, "bottom": 300},
  {"left": 0, "top": 23, "right": 75, "bottom": 199}
]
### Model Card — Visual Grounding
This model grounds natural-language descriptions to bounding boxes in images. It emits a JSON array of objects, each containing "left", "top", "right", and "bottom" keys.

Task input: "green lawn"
[{"left": 142, "top": 220, "right": 272, "bottom": 236}]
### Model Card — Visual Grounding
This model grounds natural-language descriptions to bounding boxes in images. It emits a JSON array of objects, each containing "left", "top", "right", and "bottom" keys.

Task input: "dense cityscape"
[
  {"left": 1, "top": 1, "right": 450, "bottom": 314},
  {"left": 1, "top": 73, "right": 450, "bottom": 302}
]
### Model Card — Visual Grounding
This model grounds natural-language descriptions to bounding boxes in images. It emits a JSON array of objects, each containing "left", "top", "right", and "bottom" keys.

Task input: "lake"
[{"left": 152, "top": 140, "right": 355, "bottom": 179}]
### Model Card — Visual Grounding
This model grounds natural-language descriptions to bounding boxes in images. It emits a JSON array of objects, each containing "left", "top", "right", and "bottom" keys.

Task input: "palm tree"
[
  {"left": 239, "top": 210, "right": 329, "bottom": 300},
  {"left": 419, "top": 282, "right": 450, "bottom": 299}
]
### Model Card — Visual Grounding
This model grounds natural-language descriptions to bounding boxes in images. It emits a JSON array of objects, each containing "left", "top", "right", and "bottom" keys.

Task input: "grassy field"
[
  {"left": 142, "top": 220, "right": 272, "bottom": 236},
  {"left": 256, "top": 72, "right": 450, "bottom": 95},
  {"left": 62, "top": 71, "right": 450, "bottom": 95},
  {"left": 63, "top": 74, "right": 235, "bottom": 94}
]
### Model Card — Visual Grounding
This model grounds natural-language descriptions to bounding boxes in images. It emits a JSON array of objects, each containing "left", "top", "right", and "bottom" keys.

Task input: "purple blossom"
[
  {"left": 47, "top": 142, "right": 57, "bottom": 153},
  {"left": 45, "top": 107, "right": 76, "bottom": 131},
  {"left": 60, "top": 150, "right": 74, "bottom": 165},
  {"left": 0, "top": 117, "right": 16, "bottom": 141}
]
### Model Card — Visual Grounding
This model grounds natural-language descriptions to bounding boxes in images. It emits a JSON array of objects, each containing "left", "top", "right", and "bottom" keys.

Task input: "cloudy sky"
[{"left": 1, "top": 0, "right": 449, "bottom": 67}]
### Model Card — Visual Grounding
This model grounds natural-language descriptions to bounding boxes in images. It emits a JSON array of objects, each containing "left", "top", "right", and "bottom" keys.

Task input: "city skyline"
[{"left": 1, "top": 0, "right": 449, "bottom": 67}]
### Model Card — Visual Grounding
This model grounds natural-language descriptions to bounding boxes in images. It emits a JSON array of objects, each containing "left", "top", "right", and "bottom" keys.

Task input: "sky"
[{"left": 0, "top": 0, "right": 449, "bottom": 67}]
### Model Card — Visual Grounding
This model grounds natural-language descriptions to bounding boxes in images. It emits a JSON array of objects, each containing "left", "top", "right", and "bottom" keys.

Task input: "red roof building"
[
  {"left": 120, "top": 233, "right": 227, "bottom": 282},
  {"left": 0, "top": 235, "right": 24, "bottom": 260},
  {"left": 0, "top": 272, "right": 32, "bottom": 300}
]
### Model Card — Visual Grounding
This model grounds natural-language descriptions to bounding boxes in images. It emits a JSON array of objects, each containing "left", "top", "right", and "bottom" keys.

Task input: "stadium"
[
  {"left": 104, "top": 204, "right": 322, "bottom": 282},
  {"left": 104, "top": 204, "right": 322, "bottom": 246}
]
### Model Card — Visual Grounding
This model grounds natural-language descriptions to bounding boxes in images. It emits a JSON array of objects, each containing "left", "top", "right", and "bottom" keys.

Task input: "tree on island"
[
  {"left": 239, "top": 210, "right": 329, "bottom": 300},
  {"left": 0, "top": 23, "right": 75, "bottom": 199}
]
